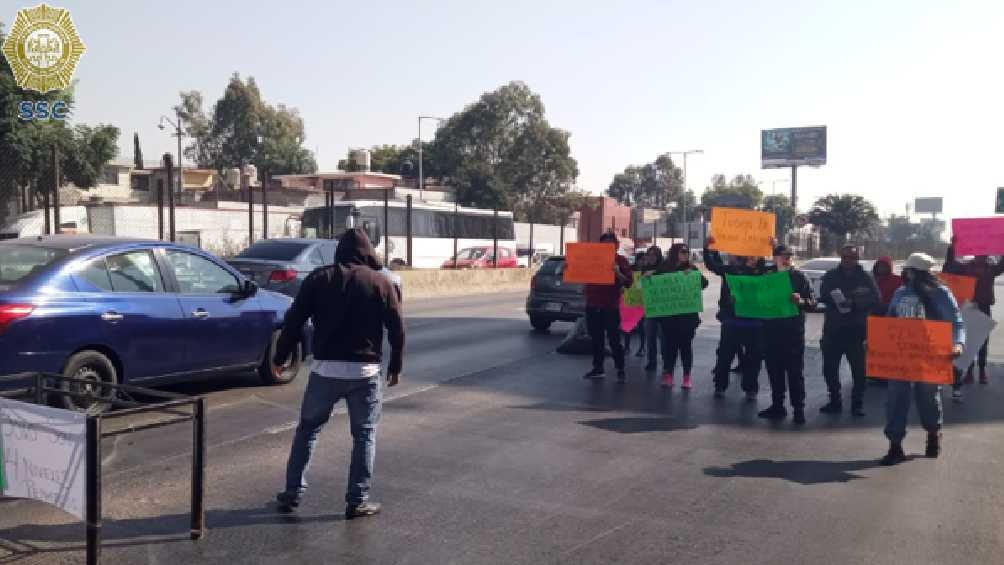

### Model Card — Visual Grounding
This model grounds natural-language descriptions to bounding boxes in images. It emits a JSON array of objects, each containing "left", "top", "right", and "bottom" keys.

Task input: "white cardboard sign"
[
  {"left": 0, "top": 398, "right": 87, "bottom": 520},
  {"left": 954, "top": 305, "right": 997, "bottom": 371}
]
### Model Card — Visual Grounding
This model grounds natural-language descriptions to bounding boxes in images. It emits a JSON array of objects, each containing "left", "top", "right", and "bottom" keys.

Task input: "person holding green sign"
[
  {"left": 651, "top": 243, "right": 709, "bottom": 389},
  {"left": 757, "top": 245, "right": 816, "bottom": 424},
  {"left": 704, "top": 237, "right": 769, "bottom": 400}
]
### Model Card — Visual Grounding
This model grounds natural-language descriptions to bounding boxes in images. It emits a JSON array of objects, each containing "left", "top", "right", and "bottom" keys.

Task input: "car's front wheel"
[
  {"left": 260, "top": 330, "right": 302, "bottom": 385},
  {"left": 530, "top": 316, "right": 553, "bottom": 332},
  {"left": 61, "top": 350, "right": 118, "bottom": 413}
]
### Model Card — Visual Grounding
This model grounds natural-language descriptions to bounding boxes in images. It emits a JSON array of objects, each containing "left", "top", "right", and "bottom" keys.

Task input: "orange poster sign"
[
  {"left": 564, "top": 243, "right": 615, "bottom": 285},
  {"left": 938, "top": 272, "right": 977, "bottom": 305},
  {"left": 709, "top": 207, "right": 776, "bottom": 257},
  {"left": 866, "top": 316, "right": 954, "bottom": 385}
]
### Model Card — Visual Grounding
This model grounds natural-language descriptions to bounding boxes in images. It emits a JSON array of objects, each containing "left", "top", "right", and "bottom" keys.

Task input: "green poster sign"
[
  {"left": 623, "top": 272, "right": 643, "bottom": 307},
  {"left": 726, "top": 271, "right": 799, "bottom": 319},
  {"left": 642, "top": 271, "right": 704, "bottom": 317}
]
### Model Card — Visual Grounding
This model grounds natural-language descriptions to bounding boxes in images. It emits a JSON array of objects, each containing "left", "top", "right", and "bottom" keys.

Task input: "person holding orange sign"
[
  {"left": 582, "top": 232, "right": 633, "bottom": 382},
  {"left": 943, "top": 237, "right": 1004, "bottom": 384},
  {"left": 880, "top": 253, "right": 965, "bottom": 466}
]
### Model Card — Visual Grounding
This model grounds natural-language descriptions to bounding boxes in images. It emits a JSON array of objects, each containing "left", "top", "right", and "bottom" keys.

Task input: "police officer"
[
  {"left": 758, "top": 245, "right": 815, "bottom": 424},
  {"left": 819, "top": 244, "right": 881, "bottom": 416}
]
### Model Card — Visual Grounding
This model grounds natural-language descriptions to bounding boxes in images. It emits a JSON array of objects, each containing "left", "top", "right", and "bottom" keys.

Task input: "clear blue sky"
[{"left": 23, "top": 0, "right": 1004, "bottom": 221}]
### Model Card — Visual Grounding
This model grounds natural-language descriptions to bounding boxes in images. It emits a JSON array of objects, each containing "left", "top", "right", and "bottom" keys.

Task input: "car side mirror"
[{"left": 241, "top": 279, "right": 258, "bottom": 297}]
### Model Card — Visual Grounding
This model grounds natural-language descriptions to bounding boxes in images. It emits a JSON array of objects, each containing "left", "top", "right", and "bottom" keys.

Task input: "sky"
[{"left": 12, "top": 0, "right": 1003, "bottom": 222}]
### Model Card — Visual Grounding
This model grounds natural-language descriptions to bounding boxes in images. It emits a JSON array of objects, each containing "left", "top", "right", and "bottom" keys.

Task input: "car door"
[
  {"left": 163, "top": 249, "right": 270, "bottom": 370},
  {"left": 72, "top": 249, "right": 188, "bottom": 381}
]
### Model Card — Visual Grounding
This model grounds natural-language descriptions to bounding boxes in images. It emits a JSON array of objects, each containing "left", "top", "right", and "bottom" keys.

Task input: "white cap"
[{"left": 903, "top": 252, "right": 935, "bottom": 273}]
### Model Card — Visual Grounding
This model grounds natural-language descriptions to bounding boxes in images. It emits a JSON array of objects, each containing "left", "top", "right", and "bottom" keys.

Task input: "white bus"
[{"left": 301, "top": 200, "right": 516, "bottom": 269}]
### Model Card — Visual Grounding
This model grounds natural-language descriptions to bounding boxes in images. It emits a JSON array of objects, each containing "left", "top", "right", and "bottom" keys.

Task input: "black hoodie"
[{"left": 274, "top": 228, "right": 405, "bottom": 375}]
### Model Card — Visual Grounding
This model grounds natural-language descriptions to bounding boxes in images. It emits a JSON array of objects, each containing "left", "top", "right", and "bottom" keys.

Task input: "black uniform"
[
  {"left": 762, "top": 267, "right": 815, "bottom": 411},
  {"left": 818, "top": 264, "right": 881, "bottom": 410},
  {"left": 704, "top": 249, "right": 767, "bottom": 394}
]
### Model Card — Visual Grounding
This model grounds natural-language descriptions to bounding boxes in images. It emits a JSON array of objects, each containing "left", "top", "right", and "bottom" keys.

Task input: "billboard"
[
  {"left": 761, "top": 126, "right": 826, "bottom": 168},
  {"left": 914, "top": 197, "right": 943, "bottom": 214}
]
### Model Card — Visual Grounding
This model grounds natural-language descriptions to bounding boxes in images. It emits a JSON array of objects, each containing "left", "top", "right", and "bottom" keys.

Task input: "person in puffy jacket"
[
  {"left": 880, "top": 253, "right": 965, "bottom": 466},
  {"left": 872, "top": 256, "right": 902, "bottom": 315}
]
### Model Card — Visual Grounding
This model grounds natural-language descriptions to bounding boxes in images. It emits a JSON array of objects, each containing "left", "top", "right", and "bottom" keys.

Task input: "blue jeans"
[
  {"left": 884, "top": 381, "right": 942, "bottom": 443},
  {"left": 283, "top": 374, "right": 382, "bottom": 505}
]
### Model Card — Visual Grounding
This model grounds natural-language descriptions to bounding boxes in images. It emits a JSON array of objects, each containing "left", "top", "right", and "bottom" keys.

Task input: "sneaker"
[
  {"left": 345, "top": 501, "right": 382, "bottom": 520},
  {"left": 276, "top": 491, "right": 301, "bottom": 512},
  {"left": 681, "top": 375, "right": 692, "bottom": 390},
  {"left": 951, "top": 388, "right": 963, "bottom": 402},
  {"left": 583, "top": 368, "right": 605, "bottom": 380},
  {"left": 925, "top": 432, "right": 942, "bottom": 458},
  {"left": 979, "top": 369, "right": 989, "bottom": 384},
  {"left": 793, "top": 409, "right": 806, "bottom": 425},
  {"left": 661, "top": 372, "right": 674, "bottom": 388},
  {"left": 880, "top": 443, "right": 906, "bottom": 466},
  {"left": 616, "top": 370, "right": 626, "bottom": 383},
  {"left": 745, "top": 391, "right": 757, "bottom": 402},
  {"left": 963, "top": 369, "right": 975, "bottom": 385},
  {"left": 757, "top": 405, "right": 787, "bottom": 420},
  {"left": 713, "top": 388, "right": 725, "bottom": 399},
  {"left": 851, "top": 404, "right": 865, "bottom": 417},
  {"left": 819, "top": 400, "right": 843, "bottom": 414}
]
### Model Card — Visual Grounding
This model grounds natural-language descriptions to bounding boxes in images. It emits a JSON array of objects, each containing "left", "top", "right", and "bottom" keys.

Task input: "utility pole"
[
  {"left": 51, "top": 145, "right": 61, "bottom": 233},
  {"left": 791, "top": 165, "right": 798, "bottom": 210},
  {"left": 262, "top": 171, "right": 269, "bottom": 239},
  {"left": 164, "top": 153, "right": 176, "bottom": 242},
  {"left": 667, "top": 150, "right": 704, "bottom": 245}
]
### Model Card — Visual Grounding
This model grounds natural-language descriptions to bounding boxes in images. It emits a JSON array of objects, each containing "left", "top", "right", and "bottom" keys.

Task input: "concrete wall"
[{"left": 399, "top": 267, "right": 533, "bottom": 300}]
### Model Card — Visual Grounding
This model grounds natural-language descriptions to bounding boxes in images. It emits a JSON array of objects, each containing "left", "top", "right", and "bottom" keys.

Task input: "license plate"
[{"left": 545, "top": 302, "right": 563, "bottom": 312}]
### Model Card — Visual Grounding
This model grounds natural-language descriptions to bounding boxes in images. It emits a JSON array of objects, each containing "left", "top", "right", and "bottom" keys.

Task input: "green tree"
[
  {"left": 133, "top": 132, "right": 143, "bottom": 169},
  {"left": 700, "top": 174, "right": 763, "bottom": 210},
  {"left": 760, "top": 194, "right": 796, "bottom": 236},
  {"left": 174, "top": 74, "right": 317, "bottom": 176},
  {"left": 431, "top": 81, "right": 578, "bottom": 216},
  {"left": 808, "top": 193, "right": 879, "bottom": 252}
]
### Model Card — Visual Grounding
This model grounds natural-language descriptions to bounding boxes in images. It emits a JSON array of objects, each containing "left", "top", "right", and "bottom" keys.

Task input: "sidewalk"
[{"left": 3, "top": 335, "right": 1003, "bottom": 564}]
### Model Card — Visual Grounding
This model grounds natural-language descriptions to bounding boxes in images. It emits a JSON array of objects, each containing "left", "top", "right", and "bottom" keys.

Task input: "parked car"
[
  {"left": 525, "top": 256, "right": 584, "bottom": 331},
  {"left": 228, "top": 238, "right": 337, "bottom": 298},
  {"left": 0, "top": 236, "right": 308, "bottom": 411},
  {"left": 799, "top": 257, "right": 875, "bottom": 310},
  {"left": 441, "top": 246, "right": 518, "bottom": 269}
]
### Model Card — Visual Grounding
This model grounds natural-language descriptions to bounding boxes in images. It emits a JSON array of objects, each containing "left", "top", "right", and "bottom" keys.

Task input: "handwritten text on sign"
[
  {"left": 725, "top": 271, "right": 799, "bottom": 319},
  {"left": 938, "top": 272, "right": 977, "bottom": 305},
  {"left": 709, "top": 207, "right": 776, "bottom": 257},
  {"left": 0, "top": 398, "right": 87, "bottom": 520},
  {"left": 564, "top": 243, "right": 615, "bottom": 285},
  {"left": 866, "top": 317, "right": 953, "bottom": 385},
  {"left": 952, "top": 217, "right": 1004, "bottom": 256},
  {"left": 641, "top": 271, "right": 704, "bottom": 317}
]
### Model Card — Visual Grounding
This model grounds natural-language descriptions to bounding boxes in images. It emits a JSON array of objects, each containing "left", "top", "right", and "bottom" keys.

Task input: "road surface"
[{"left": 2, "top": 287, "right": 1003, "bottom": 564}]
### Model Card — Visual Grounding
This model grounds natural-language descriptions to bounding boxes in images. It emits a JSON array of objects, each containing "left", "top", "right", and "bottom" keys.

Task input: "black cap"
[{"left": 773, "top": 244, "right": 793, "bottom": 256}]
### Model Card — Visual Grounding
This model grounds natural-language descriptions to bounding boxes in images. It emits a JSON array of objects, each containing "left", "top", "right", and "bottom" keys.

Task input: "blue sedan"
[{"left": 0, "top": 236, "right": 306, "bottom": 410}]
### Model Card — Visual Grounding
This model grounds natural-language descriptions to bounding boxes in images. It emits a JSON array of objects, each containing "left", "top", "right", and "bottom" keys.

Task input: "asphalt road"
[{"left": 3, "top": 287, "right": 1003, "bottom": 564}]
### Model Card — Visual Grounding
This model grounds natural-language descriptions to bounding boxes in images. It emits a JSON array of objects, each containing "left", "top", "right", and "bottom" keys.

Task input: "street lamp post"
[
  {"left": 417, "top": 116, "right": 446, "bottom": 199},
  {"left": 667, "top": 149, "right": 703, "bottom": 244},
  {"left": 158, "top": 112, "right": 184, "bottom": 200}
]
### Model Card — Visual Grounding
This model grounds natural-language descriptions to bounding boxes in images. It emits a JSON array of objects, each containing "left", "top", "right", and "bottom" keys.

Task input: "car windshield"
[
  {"left": 0, "top": 245, "right": 67, "bottom": 284},
  {"left": 456, "top": 248, "right": 487, "bottom": 261},
  {"left": 236, "top": 241, "right": 311, "bottom": 261},
  {"left": 538, "top": 258, "right": 565, "bottom": 276}
]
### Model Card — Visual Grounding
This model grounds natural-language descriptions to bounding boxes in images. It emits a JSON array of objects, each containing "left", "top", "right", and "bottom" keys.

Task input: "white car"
[{"left": 798, "top": 257, "right": 875, "bottom": 310}]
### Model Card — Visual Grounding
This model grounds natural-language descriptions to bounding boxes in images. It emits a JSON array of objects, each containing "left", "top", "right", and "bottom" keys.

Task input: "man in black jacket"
[
  {"left": 818, "top": 244, "right": 880, "bottom": 416},
  {"left": 704, "top": 238, "right": 768, "bottom": 399},
  {"left": 758, "top": 245, "right": 816, "bottom": 424},
  {"left": 273, "top": 228, "right": 405, "bottom": 519}
]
